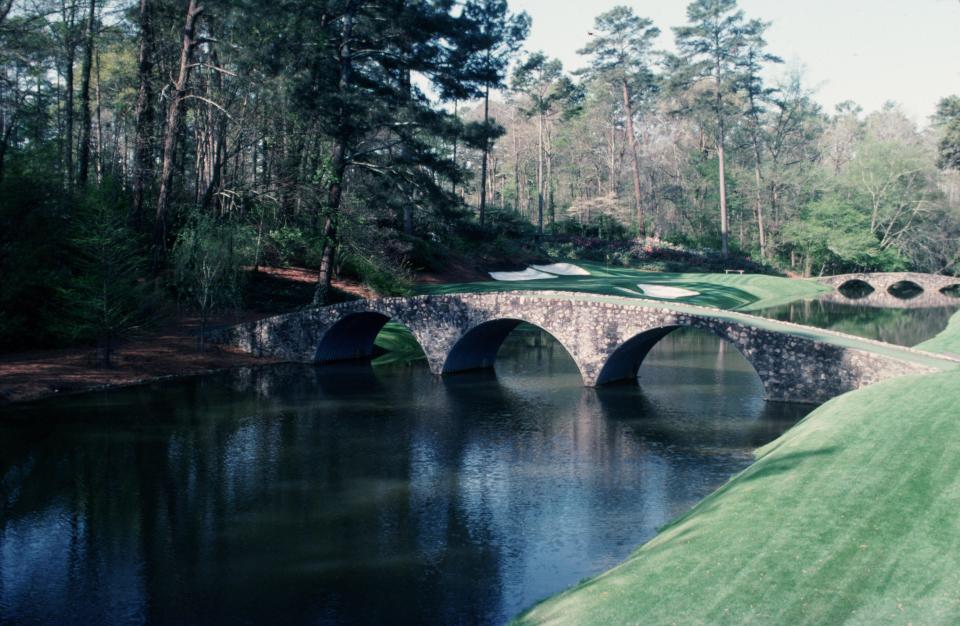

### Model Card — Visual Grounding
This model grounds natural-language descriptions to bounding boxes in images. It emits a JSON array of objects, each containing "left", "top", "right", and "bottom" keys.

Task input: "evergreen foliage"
[
  {"left": 1, "top": 0, "right": 958, "bottom": 355},
  {"left": 53, "top": 183, "right": 148, "bottom": 366}
]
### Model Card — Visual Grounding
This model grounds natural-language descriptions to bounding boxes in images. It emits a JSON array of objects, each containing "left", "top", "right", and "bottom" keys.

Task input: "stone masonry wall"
[
  {"left": 817, "top": 272, "right": 960, "bottom": 294},
  {"left": 209, "top": 291, "right": 944, "bottom": 404}
]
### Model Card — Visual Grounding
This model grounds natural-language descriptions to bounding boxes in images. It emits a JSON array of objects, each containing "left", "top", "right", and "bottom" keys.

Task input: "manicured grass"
[
  {"left": 514, "top": 371, "right": 960, "bottom": 625},
  {"left": 415, "top": 261, "right": 830, "bottom": 311},
  {"left": 376, "top": 262, "right": 833, "bottom": 357},
  {"left": 916, "top": 309, "right": 960, "bottom": 356}
]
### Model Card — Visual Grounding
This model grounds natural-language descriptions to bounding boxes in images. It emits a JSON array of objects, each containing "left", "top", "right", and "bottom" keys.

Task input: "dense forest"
[{"left": 1, "top": 0, "right": 959, "bottom": 355}]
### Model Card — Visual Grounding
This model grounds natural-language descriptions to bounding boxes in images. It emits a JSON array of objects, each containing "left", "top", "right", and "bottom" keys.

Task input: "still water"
[
  {"left": 752, "top": 298, "right": 958, "bottom": 346},
  {"left": 1, "top": 328, "right": 809, "bottom": 625}
]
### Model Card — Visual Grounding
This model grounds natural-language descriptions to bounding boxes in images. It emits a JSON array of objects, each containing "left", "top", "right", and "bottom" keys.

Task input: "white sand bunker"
[
  {"left": 489, "top": 268, "right": 557, "bottom": 281},
  {"left": 637, "top": 283, "right": 700, "bottom": 299},
  {"left": 530, "top": 263, "right": 590, "bottom": 276}
]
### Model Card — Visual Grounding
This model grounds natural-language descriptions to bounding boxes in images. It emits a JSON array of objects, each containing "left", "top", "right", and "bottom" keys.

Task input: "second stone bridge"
[{"left": 212, "top": 291, "right": 958, "bottom": 405}]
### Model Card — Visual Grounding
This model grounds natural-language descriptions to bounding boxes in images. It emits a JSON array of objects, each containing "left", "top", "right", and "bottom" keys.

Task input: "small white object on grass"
[
  {"left": 489, "top": 268, "right": 557, "bottom": 281},
  {"left": 636, "top": 283, "right": 700, "bottom": 299},
  {"left": 530, "top": 263, "right": 590, "bottom": 276}
]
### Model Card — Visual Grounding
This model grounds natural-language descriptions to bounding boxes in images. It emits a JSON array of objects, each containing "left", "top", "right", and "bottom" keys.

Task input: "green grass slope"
[
  {"left": 416, "top": 261, "right": 830, "bottom": 311},
  {"left": 515, "top": 371, "right": 960, "bottom": 626},
  {"left": 915, "top": 309, "right": 960, "bottom": 356}
]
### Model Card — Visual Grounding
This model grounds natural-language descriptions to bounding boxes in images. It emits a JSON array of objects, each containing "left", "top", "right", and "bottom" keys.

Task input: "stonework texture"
[
  {"left": 817, "top": 272, "right": 960, "bottom": 293},
  {"left": 209, "top": 291, "right": 944, "bottom": 405}
]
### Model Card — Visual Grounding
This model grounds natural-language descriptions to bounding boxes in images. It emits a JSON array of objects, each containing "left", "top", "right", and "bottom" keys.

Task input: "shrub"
[{"left": 173, "top": 214, "right": 248, "bottom": 351}]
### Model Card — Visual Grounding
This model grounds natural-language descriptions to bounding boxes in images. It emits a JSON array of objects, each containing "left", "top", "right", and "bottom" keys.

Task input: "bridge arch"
[
  {"left": 887, "top": 280, "right": 924, "bottom": 300},
  {"left": 837, "top": 279, "right": 875, "bottom": 299},
  {"left": 212, "top": 290, "right": 954, "bottom": 404},
  {"left": 315, "top": 311, "right": 427, "bottom": 364},
  {"left": 595, "top": 322, "right": 760, "bottom": 387},
  {"left": 940, "top": 284, "right": 960, "bottom": 298},
  {"left": 441, "top": 318, "right": 585, "bottom": 383}
]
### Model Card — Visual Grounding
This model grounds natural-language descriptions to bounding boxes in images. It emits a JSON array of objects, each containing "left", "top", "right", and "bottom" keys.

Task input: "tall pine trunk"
[
  {"left": 545, "top": 124, "right": 553, "bottom": 225},
  {"left": 63, "top": 1, "right": 77, "bottom": 189},
  {"left": 753, "top": 153, "right": 766, "bottom": 258},
  {"left": 717, "top": 135, "right": 729, "bottom": 258},
  {"left": 622, "top": 78, "right": 644, "bottom": 235},
  {"left": 451, "top": 100, "right": 458, "bottom": 195},
  {"left": 153, "top": 0, "right": 203, "bottom": 261},
  {"left": 478, "top": 84, "right": 490, "bottom": 227},
  {"left": 715, "top": 70, "right": 729, "bottom": 259},
  {"left": 313, "top": 4, "right": 355, "bottom": 305},
  {"left": 536, "top": 111, "right": 544, "bottom": 236},
  {"left": 130, "top": 0, "right": 154, "bottom": 229},
  {"left": 77, "top": 0, "right": 96, "bottom": 186},
  {"left": 512, "top": 110, "right": 520, "bottom": 213}
]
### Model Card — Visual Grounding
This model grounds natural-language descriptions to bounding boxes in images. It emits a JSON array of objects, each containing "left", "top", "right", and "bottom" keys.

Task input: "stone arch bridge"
[
  {"left": 816, "top": 272, "right": 960, "bottom": 308},
  {"left": 211, "top": 291, "right": 957, "bottom": 405}
]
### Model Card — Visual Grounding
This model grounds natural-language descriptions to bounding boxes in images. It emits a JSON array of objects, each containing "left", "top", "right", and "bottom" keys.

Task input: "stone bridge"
[
  {"left": 817, "top": 289, "right": 960, "bottom": 310},
  {"left": 211, "top": 291, "right": 958, "bottom": 405},
  {"left": 817, "top": 272, "right": 960, "bottom": 294}
]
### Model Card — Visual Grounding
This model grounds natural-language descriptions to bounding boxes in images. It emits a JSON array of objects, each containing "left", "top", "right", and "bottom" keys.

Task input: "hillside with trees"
[{"left": 1, "top": 0, "right": 958, "bottom": 356}]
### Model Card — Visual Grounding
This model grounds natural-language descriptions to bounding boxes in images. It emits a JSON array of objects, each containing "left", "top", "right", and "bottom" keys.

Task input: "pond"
[
  {"left": 751, "top": 298, "right": 958, "bottom": 347},
  {"left": 0, "top": 327, "right": 809, "bottom": 625}
]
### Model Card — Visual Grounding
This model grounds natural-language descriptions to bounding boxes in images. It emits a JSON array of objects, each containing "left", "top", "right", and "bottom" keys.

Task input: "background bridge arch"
[{"left": 818, "top": 272, "right": 960, "bottom": 308}]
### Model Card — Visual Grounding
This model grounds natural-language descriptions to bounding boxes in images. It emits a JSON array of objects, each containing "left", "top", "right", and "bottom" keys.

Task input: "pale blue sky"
[{"left": 508, "top": 0, "right": 960, "bottom": 124}]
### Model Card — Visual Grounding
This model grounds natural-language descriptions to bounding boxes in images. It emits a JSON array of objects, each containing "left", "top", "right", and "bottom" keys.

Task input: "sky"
[{"left": 507, "top": 0, "right": 960, "bottom": 124}]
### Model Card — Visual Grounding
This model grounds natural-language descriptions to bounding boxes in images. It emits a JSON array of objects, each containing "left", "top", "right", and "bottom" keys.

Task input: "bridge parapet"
[
  {"left": 210, "top": 291, "right": 950, "bottom": 405},
  {"left": 816, "top": 272, "right": 960, "bottom": 296}
]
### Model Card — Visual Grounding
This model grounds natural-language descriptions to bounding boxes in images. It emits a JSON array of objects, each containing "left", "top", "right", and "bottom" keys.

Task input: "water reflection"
[
  {"left": 753, "top": 298, "right": 958, "bottom": 346},
  {"left": 0, "top": 328, "right": 807, "bottom": 625}
]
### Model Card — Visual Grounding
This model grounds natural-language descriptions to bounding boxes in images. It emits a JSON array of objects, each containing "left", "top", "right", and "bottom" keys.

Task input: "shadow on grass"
[{"left": 738, "top": 446, "right": 838, "bottom": 484}]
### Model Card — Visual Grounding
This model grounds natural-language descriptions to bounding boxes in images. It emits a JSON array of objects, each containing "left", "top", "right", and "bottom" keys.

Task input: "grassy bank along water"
[
  {"left": 915, "top": 309, "right": 960, "bottom": 356},
  {"left": 514, "top": 371, "right": 960, "bottom": 625}
]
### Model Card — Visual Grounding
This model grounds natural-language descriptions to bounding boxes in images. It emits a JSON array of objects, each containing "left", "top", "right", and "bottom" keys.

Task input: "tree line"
[
  {"left": 457, "top": 1, "right": 960, "bottom": 276},
  {"left": 1, "top": 0, "right": 959, "bottom": 357}
]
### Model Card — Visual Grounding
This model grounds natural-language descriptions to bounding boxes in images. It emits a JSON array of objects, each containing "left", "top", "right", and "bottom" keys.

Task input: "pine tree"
[
  {"left": 55, "top": 185, "right": 147, "bottom": 366},
  {"left": 578, "top": 6, "right": 660, "bottom": 235},
  {"left": 457, "top": 0, "right": 529, "bottom": 226},
  {"left": 512, "top": 52, "right": 581, "bottom": 236},
  {"left": 673, "top": 0, "right": 768, "bottom": 258}
]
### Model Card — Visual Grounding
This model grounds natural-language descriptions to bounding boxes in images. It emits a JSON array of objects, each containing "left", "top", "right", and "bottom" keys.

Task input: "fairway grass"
[
  {"left": 916, "top": 309, "right": 960, "bottom": 356},
  {"left": 415, "top": 261, "right": 830, "bottom": 311},
  {"left": 514, "top": 371, "right": 960, "bottom": 625},
  {"left": 377, "top": 263, "right": 832, "bottom": 357}
]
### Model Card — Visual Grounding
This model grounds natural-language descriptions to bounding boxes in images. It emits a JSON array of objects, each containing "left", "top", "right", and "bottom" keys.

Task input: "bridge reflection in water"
[{"left": 0, "top": 328, "right": 810, "bottom": 625}]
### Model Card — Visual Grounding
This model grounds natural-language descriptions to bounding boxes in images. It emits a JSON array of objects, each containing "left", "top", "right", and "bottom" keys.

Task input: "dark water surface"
[
  {"left": 0, "top": 328, "right": 809, "bottom": 625},
  {"left": 752, "top": 298, "right": 958, "bottom": 346}
]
